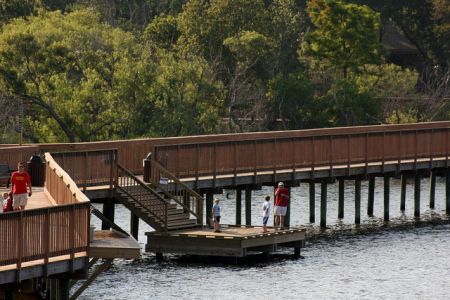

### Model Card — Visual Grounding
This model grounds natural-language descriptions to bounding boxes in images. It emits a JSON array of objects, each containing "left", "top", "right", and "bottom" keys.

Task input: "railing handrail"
[
  {"left": 149, "top": 161, "right": 201, "bottom": 220},
  {"left": 0, "top": 202, "right": 90, "bottom": 267},
  {"left": 151, "top": 160, "right": 204, "bottom": 201},
  {"left": 44, "top": 152, "right": 90, "bottom": 203},
  {"left": 154, "top": 125, "right": 450, "bottom": 149},
  {"left": 116, "top": 163, "right": 169, "bottom": 228}
]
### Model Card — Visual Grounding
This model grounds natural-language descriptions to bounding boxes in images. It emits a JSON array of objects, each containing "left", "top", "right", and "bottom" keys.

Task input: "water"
[{"left": 83, "top": 177, "right": 450, "bottom": 299}]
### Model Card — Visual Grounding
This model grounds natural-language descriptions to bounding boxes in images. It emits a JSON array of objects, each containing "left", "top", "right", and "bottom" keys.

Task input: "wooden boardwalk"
[{"left": 146, "top": 225, "right": 305, "bottom": 258}]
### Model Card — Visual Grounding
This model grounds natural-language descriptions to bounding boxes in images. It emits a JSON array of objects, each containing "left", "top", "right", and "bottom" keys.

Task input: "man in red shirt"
[
  {"left": 274, "top": 182, "right": 289, "bottom": 230},
  {"left": 11, "top": 162, "right": 32, "bottom": 210}
]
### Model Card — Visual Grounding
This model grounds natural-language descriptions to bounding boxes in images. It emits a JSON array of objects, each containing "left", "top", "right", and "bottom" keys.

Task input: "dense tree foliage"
[{"left": 0, "top": 0, "right": 448, "bottom": 143}]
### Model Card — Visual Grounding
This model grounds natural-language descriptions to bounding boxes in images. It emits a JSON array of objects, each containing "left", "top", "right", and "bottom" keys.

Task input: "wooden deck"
[
  {"left": 0, "top": 186, "right": 53, "bottom": 210},
  {"left": 90, "top": 230, "right": 141, "bottom": 259},
  {"left": 146, "top": 225, "right": 306, "bottom": 258}
]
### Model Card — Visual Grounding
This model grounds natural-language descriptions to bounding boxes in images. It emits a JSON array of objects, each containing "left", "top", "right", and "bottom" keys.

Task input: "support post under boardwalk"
[
  {"left": 59, "top": 278, "right": 70, "bottom": 300},
  {"left": 285, "top": 185, "right": 291, "bottom": 227},
  {"left": 130, "top": 213, "right": 139, "bottom": 240},
  {"left": 400, "top": 173, "right": 407, "bottom": 212},
  {"left": 429, "top": 170, "right": 436, "bottom": 209},
  {"left": 338, "top": 178, "right": 344, "bottom": 219},
  {"left": 102, "top": 198, "right": 115, "bottom": 230},
  {"left": 236, "top": 188, "right": 242, "bottom": 225},
  {"left": 206, "top": 192, "right": 214, "bottom": 224},
  {"left": 245, "top": 187, "right": 252, "bottom": 226},
  {"left": 368, "top": 176, "right": 375, "bottom": 216},
  {"left": 355, "top": 179, "right": 361, "bottom": 225},
  {"left": 309, "top": 181, "right": 315, "bottom": 223},
  {"left": 384, "top": 176, "right": 390, "bottom": 222},
  {"left": 320, "top": 181, "right": 327, "bottom": 228},
  {"left": 446, "top": 169, "right": 450, "bottom": 214},
  {"left": 414, "top": 173, "right": 421, "bottom": 217}
]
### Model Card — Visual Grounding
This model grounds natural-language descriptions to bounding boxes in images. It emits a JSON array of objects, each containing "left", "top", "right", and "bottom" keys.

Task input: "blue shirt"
[{"left": 212, "top": 203, "right": 221, "bottom": 216}]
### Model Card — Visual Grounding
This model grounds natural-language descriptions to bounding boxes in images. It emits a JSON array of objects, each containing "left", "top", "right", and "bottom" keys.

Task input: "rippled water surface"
[{"left": 83, "top": 178, "right": 450, "bottom": 299}]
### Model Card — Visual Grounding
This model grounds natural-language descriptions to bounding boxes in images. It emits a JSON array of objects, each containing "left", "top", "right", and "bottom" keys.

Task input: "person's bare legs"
[{"left": 280, "top": 216, "right": 285, "bottom": 229}]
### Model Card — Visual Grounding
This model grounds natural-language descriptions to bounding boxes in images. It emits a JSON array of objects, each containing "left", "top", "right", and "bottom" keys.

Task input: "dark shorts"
[
  {"left": 214, "top": 216, "right": 221, "bottom": 223},
  {"left": 262, "top": 216, "right": 269, "bottom": 225}
]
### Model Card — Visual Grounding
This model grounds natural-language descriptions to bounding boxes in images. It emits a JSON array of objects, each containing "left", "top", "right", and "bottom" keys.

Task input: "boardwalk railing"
[
  {"left": 0, "top": 145, "right": 39, "bottom": 170},
  {"left": 0, "top": 153, "right": 90, "bottom": 270},
  {"left": 149, "top": 160, "right": 203, "bottom": 225},
  {"left": 153, "top": 124, "right": 450, "bottom": 181},
  {"left": 117, "top": 163, "right": 169, "bottom": 231},
  {"left": 49, "top": 149, "right": 117, "bottom": 192}
]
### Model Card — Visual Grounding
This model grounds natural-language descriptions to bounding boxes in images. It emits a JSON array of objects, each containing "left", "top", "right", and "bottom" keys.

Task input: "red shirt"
[
  {"left": 11, "top": 171, "right": 31, "bottom": 195},
  {"left": 275, "top": 187, "right": 288, "bottom": 207},
  {"left": 3, "top": 195, "right": 13, "bottom": 212}
]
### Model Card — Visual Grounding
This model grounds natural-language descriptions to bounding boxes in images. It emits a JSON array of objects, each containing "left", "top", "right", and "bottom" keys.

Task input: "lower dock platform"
[{"left": 145, "top": 225, "right": 305, "bottom": 258}]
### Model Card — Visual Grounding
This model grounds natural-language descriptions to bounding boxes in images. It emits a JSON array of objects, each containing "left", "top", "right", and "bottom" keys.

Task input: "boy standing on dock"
[
  {"left": 274, "top": 182, "right": 289, "bottom": 230},
  {"left": 212, "top": 198, "right": 221, "bottom": 233},
  {"left": 262, "top": 195, "right": 271, "bottom": 233}
]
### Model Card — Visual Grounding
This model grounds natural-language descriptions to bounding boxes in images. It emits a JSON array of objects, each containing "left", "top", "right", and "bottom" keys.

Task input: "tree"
[
  {"left": 300, "top": 0, "right": 383, "bottom": 78},
  {"left": 266, "top": 72, "right": 322, "bottom": 129},
  {"left": 0, "top": 9, "right": 139, "bottom": 142},
  {"left": 320, "top": 79, "right": 380, "bottom": 126}
]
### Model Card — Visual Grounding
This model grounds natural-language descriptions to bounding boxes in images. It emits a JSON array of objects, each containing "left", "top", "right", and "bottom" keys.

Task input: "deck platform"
[
  {"left": 90, "top": 230, "right": 141, "bottom": 259},
  {"left": 145, "top": 225, "right": 305, "bottom": 258}
]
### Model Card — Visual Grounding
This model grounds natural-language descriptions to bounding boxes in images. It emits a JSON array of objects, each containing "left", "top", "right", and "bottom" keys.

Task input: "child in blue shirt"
[{"left": 212, "top": 198, "right": 221, "bottom": 233}]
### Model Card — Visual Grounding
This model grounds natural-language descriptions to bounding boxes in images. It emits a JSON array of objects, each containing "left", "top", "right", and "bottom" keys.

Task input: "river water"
[{"left": 83, "top": 177, "right": 450, "bottom": 300}]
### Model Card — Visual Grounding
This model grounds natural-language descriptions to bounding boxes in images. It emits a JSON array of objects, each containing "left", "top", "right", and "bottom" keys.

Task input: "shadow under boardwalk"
[{"left": 145, "top": 225, "right": 305, "bottom": 258}]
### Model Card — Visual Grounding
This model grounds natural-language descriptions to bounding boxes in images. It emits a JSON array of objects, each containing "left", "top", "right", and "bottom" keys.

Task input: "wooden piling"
[
  {"left": 414, "top": 173, "right": 421, "bottom": 217},
  {"left": 309, "top": 181, "right": 315, "bottom": 223},
  {"left": 384, "top": 176, "right": 390, "bottom": 222},
  {"left": 429, "top": 170, "right": 436, "bottom": 209},
  {"left": 368, "top": 176, "right": 375, "bottom": 216},
  {"left": 206, "top": 192, "right": 214, "bottom": 224},
  {"left": 338, "top": 178, "right": 344, "bottom": 219},
  {"left": 320, "top": 181, "right": 327, "bottom": 228},
  {"left": 130, "top": 213, "right": 139, "bottom": 240},
  {"left": 236, "top": 188, "right": 242, "bottom": 225},
  {"left": 102, "top": 198, "right": 115, "bottom": 230},
  {"left": 400, "top": 173, "right": 407, "bottom": 212},
  {"left": 446, "top": 169, "right": 450, "bottom": 214},
  {"left": 245, "top": 187, "right": 252, "bottom": 226},
  {"left": 355, "top": 179, "right": 361, "bottom": 225},
  {"left": 59, "top": 278, "right": 70, "bottom": 300}
]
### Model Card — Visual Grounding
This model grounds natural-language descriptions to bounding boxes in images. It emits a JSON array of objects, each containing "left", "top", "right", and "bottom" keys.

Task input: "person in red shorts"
[
  {"left": 274, "top": 182, "right": 289, "bottom": 230},
  {"left": 10, "top": 162, "right": 32, "bottom": 211}
]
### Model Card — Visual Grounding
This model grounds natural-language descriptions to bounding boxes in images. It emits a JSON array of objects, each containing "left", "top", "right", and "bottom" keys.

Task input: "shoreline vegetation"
[{"left": 0, "top": 0, "right": 449, "bottom": 144}]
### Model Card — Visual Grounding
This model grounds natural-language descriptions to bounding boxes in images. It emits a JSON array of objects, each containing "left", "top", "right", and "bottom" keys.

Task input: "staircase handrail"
[
  {"left": 117, "top": 164, "right": 168, "bottom": 230},
  {"left": 150, "top": 160, "right": 203, "bottom": 224}
]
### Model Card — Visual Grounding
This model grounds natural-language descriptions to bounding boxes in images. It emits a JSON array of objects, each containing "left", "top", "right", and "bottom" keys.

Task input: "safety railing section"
[
  {"left": 149, "top": 160, "right": 203, "bottom": 225},
  {"left": 49, "top": 149, "right": 117, "bottom": 192},
  {"left": 117, "top": 164, "right": 168, "bottom": 231},
  {"left": 45, "top": 153, "right": 91, "bottom": 204},
  {"left": 0, "top": 145, "right": 39, "bottom": 170},
  {"left": 153, "top": 126, "right": 450, "bottom": 181},
  {"left": 0, "top": 202, "right": 90, "bottom": 268}
]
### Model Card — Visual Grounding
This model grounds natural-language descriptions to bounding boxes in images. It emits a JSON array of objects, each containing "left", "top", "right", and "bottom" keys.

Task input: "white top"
[{"left": 262, "top": 201, "right": 271, "bottom": 217}]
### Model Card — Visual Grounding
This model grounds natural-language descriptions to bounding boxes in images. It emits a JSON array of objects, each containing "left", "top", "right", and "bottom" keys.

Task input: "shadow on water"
[{"left": 106, "top": 212, "right": 450, "bottom": 270}]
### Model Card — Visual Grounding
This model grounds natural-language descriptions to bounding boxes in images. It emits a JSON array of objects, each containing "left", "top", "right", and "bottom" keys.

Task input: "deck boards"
[
  {"left": 89, "top": 230, "right": 141, "bottom": 259},
  {"left": 0, "top": 186, "right": 53, "bottom": 210}
]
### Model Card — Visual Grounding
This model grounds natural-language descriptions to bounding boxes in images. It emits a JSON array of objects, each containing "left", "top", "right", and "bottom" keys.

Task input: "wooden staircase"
[{"left": 116, "top": 164, "right": 200, "bottom": 231}]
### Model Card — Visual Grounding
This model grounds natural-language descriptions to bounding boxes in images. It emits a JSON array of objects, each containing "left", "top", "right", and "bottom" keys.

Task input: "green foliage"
[
  {"left": 132, "top": 50, "right": 225, "bottom": 137},
  {"left": 143, "top": 14, "right": 179, "bottom": 50},
  {"left": 266, "top": 72, "right": 322, "bottom": 129},
  {"left": 320, "top": 79, "right": 380, "bottom": 126},
  {"left": 0, "top": 9, "right": 138, "bottom": 142},
  {"left": 300, "top": 0, "right": 383, "bottom": 78},
  {"left": 355, "top": 64, "right": 419, "bottom": 98}
]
